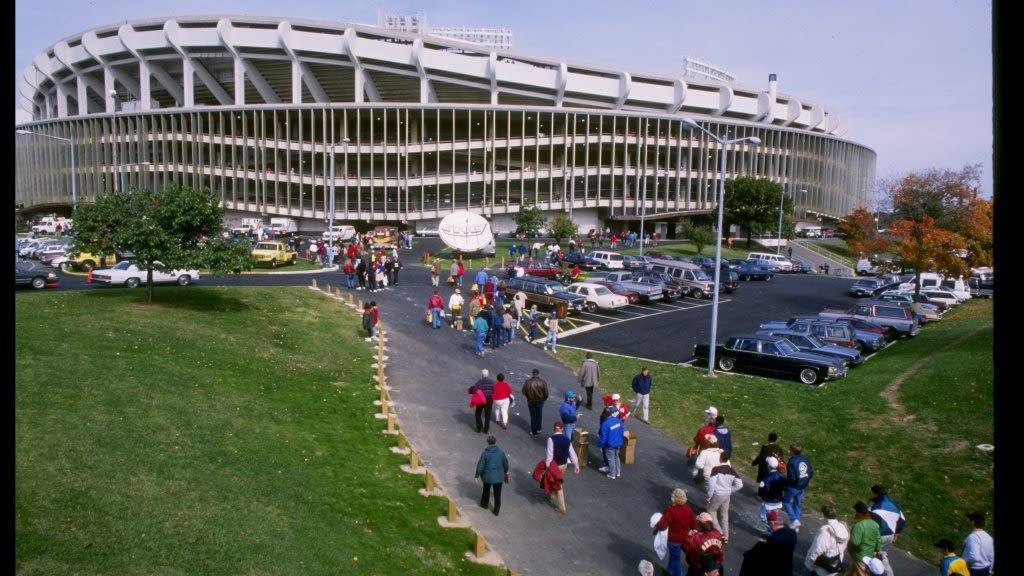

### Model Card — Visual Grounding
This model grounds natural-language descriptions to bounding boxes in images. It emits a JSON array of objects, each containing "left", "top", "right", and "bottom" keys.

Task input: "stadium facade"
[{"left": 15, "top": 15, "right": 875, "bottom": 236}]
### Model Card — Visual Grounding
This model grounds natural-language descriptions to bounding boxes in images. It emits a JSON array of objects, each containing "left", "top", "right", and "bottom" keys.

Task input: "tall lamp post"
[
  {"left": 110, "top": 90, "right": 120, "bottom": 193},
  {"left": 17, "top": 130, "right": 77, "bottom": 211},
  {"left": 681, "top": 118, "right": 761, "bottom": 377},
  {"left": 776, "top": 188, "right": 807, "bottom": 255},
  {"left": 328, "top": 137, "right": 351, "bottom": 267}
]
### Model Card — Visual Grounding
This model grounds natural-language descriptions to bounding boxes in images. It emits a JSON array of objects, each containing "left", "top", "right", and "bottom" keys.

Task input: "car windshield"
[
  {"left": 802, "top": 334, "right": 826, "bottom": 347},
  {"left": 111, "top": 261, "right": 132, "bottom": 270},
  {"left": 255, "top": 243, "right": 278, "bottom": 249},
  {"left": 776, "top": 339, "right": 799, "bottom": 355},
  {"left": 692, "top": 269, "right": 711, "bottom": 281},
  {"left": 593, "top": 286, "right": 612, "bottom": 295}
]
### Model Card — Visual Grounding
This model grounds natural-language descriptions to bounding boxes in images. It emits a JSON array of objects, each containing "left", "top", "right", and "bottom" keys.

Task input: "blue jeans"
[
  {"left": 783, "top": 486, "right": 805, "bottom": 525},
  {"left": 346, "top": 274, "right": 355, "bottom": 288},
  {"left": 475, "top": 332, "right": 486, "bottom": 354},
  {"left": 491, "top": 327, "right": 502, "bottom": 349},
  {"left": 370, "top": 324, "right": 378, "bottom": 339},
  {"left": 667, "top": 542, "right": 682, "bottom": 576},
  {"left": 546, "top": 330, "right": 557, "bottom": 351},
  {"left": 603, "top": 446, "right": 620, "bottom": 477},
  {"left": 563, "top": 422, "right": 576, "bottom": 443},
  {"left": 760, "top": 502, "right": 782, "bottom": 533},
  {"left": 431, "top": 308, "right": 442, "bottom": 329}
]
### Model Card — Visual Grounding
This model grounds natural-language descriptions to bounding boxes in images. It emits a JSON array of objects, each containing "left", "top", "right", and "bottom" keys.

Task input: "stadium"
[{"left": 15, "top": 15, "right": 875, "bottom": 236}]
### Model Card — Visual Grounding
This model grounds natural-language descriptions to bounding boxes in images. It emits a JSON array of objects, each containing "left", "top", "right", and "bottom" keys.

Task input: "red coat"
[
  {"left": 683, "top": 528, "right": 724, "bottom": 569},
  {"left": 655, "top": 504, "right": 697, "bottom": 543},
  {"left": 531, "top": 459, "right": 564, "bottom": 494}
]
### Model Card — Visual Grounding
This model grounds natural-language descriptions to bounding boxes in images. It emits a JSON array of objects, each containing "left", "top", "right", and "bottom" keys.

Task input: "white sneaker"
[
  {"left": 791, "top": 520, "right": 801, "bottom": 531},
  {"left": 598, "top": 466, "right": 609, "bottom": 473}
]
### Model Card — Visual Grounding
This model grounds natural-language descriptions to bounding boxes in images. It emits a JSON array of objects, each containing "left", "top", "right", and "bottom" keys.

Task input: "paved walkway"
[{"left": 328, "top": 260, "right": 934, "bottom": 575}]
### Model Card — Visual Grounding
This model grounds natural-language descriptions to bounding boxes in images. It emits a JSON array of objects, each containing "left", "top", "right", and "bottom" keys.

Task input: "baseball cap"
[
  {"left": 565, "top": 390, "right": 576, "bottom": 398},
  {"left": 553, "top": 421, "right": 564, "bottom": 430},
  {"left": 705, "top": 406, "right": 718, "bottom": 417},
  {"left": 865, "top": 558, "right": 885, "bottom": 575},
  {"left": 611, "top": 393, "right": 621, "bottom": 400},
  {"left": 765, "top": 456, "right": 779, "bottom": 470}
]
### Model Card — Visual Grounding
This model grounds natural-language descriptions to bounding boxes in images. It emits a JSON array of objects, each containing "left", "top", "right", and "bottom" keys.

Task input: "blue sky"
[{"left": 15, "top": 0, "right": 993, "bottom": 198}]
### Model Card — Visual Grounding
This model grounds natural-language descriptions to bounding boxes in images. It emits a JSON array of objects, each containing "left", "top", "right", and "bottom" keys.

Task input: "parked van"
[
  {"left": 646, "top": 258, "right": 719, "bottom": 299},
  {"left": 322, "top": 225, "right": 357, "bottom": 242},
  {"left": 747, "top": 252, "right": 793, "bottom": 272},
  {"left": 269, "top": 217, "right": 298, "bottom": 236},
  {"left": 585, "top": 250, "right": 625, "bottom": 270}
]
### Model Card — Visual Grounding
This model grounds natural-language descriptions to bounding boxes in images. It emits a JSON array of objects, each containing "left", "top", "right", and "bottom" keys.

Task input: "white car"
[
  {"left": 564, "top": 282, "right": 629, "bottom": 312},
  {"left": 91, "top": 260, "right": 200, "bottom": 288}
]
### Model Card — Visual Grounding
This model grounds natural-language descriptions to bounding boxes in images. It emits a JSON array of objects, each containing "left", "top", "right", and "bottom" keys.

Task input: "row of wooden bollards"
[{"left": 309, "top": 277, "right": 513, "bottom": 573}]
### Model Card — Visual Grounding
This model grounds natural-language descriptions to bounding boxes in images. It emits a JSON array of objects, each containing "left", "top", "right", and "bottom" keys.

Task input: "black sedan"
[
  {"left": 15, "top": 262, "right": 59, "bottom": 290},
  {"left": 693, "top": 333, "right": 848, "bottom": 385},
  {"left": 562, "top": 251, "right": 601, "bottom": 271},
  {"left": 734, "top": 260, "right": 776, "bottom": 281}
]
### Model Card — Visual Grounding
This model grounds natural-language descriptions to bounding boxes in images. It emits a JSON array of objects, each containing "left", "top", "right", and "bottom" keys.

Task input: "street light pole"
[
  {"left": 682, "top": 118, "right": 761, "bottom": 377},
  {"left": 110, "top": 90, "right": 120, "bottom": 193},
  {"left": 639, "top": 173, "right": 646, "bottom": 257},
  {"left": 776, "top": 187, "right": 786, "bottom": 255},
  {"left": 17, "top": 130, "right": 77, "bottom": 211}
]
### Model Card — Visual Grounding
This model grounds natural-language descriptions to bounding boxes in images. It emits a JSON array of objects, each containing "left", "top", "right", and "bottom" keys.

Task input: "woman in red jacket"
[
  {"left": 492, "top": 373, "right": 513, "bottom": 430},
  {"left": 654, "top": 487, "right": 698, "bottom": 576}
]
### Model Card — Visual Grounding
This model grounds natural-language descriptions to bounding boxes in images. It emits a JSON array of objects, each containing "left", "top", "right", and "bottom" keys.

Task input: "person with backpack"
[
  {"left": 804, "top": 504, "right": 850, "bottom": 575},
  {"left": 752, "top": 431, "right": 786, "bottom": 481}
]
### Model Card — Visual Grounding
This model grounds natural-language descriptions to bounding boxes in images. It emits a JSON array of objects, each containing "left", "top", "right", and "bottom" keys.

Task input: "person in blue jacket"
[
  {"left": 757, "top": 456, "right": 788, "bottom": 536},
  {"left": 559, "top": 391, "right": 581, "bottom": 442},
  {"left": 598, "top": 405, "right": 625, "bottom": 479},
  {"left": 783, "top": 443, "right": 814, "bottom": 531},
  {"left": 869, "top": 484, "right": 907, "bottom": 576},
  {"left": 630, "top": 366, "right": 653, "bottom": 422}
]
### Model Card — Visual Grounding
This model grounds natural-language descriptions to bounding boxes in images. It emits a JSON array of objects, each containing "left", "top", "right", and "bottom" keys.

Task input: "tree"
[
  {"left": 512, "top": 203, "right": 546, "bottom": 238},
  {"left": 547, "top": 213, "right": 577, "bottom": 243},
  {"left": 722, "top": 177, "right": 790, "bottom": 248},
  {"left": 686, "top": 224, "right": 713, "bottom": 255},
  {"left": 889, "top": 217, "right": 967, "bottom": 293},
  {"left": 838, "top": 208, "right": 891, "bottom": 260},
  {"left": 73, "top": 184, "right": 254, "bottom": 303}
]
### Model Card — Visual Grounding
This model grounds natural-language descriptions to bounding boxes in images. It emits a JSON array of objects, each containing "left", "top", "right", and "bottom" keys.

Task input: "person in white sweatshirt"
[
  {"left": 804, "top": 504, "right": 851, "bottom": 575},
  {"left": 704, "top": 449, "right": 743, "bottom": 543}
]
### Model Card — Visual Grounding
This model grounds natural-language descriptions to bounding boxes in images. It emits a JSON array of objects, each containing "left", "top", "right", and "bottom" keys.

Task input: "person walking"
[
  {"left": 683, "top": 512, "right": 725, "bottom": 576},
  {"left": 752, "top": 431, "right": 785, "bottom": 481},
  {"left": 869, "top": 485, "right": 907, "bottom": 576},
  {"left": 343, "top": 258, "right": 356, "bottom": 288},
  {"left": 804, "top": 504, "right": 850, "bottom": 576},
  {"left": 473, "top": 311, "right": 489, "bottom": 357},
  {"left": 705, "top": 450, "right": 743, "bottom": 544},
  {"left": 757, "top": 456, "right": 787, "bottom": 536},
  {"left": 427, "top": 289, "right": 445, "bottom": 329},
  {"left": 848, "top": 501, "right": 882, "bottom": 576},
  {"left": 694, "top": 435, "right": 725, "bottom": 487},
  {"left": 544, "top": 421, "right": 580, "bottom": 514},
  {"left": 527, "top": 305, "right": 540, "bottom": 342},
  {"left": 521, "top": 368, "right": 550, "bottom": 437},
  {"left": 653, "top": 488, "right": 698, "bottom": 576},
  {"left": 430, "top": 260, "right": 439, "bottom": 287},
  {"left": 578, "top": 351, "right": 600, "bottom": 410},
  {"left": 739, "top": 510, "right": 797, "bottom": 576},
  {"left": 361, "top": 301, "right": 374, "bottom": 340},
  {"left": 448, "top": 287, "right": 465, "bottom": 330},
  {"left": 712, "top": 415, "right": 732, "bottom": 458},
  {"left": 544, "top": 313, "right": 559, "bottom": 353},
  {"left": 492, "top": 373, "right": 513, "bottom": 430},
  {"left": 935, "top": 538, "right": 970, "bottom": 576},
  {"left": 449, "top": 259, "right": 460, "bottom": 288},
  {"left": 467, "top": 288, "right": 484, "bottom": 332},
  {"left": 468, "top": 369, "right": 496, "bottom": 433},
  {"left": 961, "top": 511, "right": 994, "bottom": 576},
  {"left": 631, "top": 366, "right": 652, "bottom": 422},
  {"left": 474, "top": 435, "right": 509, "bottom": 516},
  {"left": 558, "top": 391, "right": 581, "bottom": 442},
  {"left": 598, "top": 405, "right": 624, "bottom": 479},
  {"left": 783, "top": 443, "right": 814, "bottom": 531}
]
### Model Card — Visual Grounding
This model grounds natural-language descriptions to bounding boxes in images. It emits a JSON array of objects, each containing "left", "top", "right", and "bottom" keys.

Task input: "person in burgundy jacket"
[{"left": 654, "top": 488, "right": 698, "bottom": 576}]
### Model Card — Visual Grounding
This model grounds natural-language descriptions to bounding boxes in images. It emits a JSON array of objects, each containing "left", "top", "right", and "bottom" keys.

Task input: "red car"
[
  {"left": 592, "top": 280, "right": 640, "bottom": 305},
  {"left": 520, "top": 262, "right": 562, "bottom": 279}
]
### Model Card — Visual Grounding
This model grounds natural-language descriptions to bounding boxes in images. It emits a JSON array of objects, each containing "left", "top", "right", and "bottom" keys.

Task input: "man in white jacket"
[
  {"left": 804, "top": 504, "right": 851, "bottom": 575},
  {"left": 704, "top": 450, "right": 743, "bottom": 544}
]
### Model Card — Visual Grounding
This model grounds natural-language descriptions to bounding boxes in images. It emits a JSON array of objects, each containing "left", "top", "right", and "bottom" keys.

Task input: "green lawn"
[
  {"left": 554, "top": 299, "right": 993, "bottom": 562},
  {"left": 16, "top": 288, "right": 505, "bottom": 576}
]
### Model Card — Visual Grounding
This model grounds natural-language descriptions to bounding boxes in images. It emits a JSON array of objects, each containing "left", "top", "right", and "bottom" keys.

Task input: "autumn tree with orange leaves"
[
  {"left": 837, "top": 208, "right": 891, "bottom": 260},
  {"left": 883, "top": 164, "right": 991, "bottom": 293}
]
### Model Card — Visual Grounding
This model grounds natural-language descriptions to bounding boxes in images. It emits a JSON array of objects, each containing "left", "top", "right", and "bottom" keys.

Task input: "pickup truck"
[
  {"left": 820, "top": 302, "right": 920, "bottom": 337},
  {"left": 251, "top": 241, "right": 296, "bottom": 267},
  {"left": 597, "top": 271, "right": 666, "bottom": 303},
  {"left": 32, "top": 217, "right": 72, "bottom": 235}
]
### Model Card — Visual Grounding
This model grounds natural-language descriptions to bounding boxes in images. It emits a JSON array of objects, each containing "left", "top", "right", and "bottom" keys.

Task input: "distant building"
[{"left": 15, "top": 15, "right": 873, "bottom": 235}]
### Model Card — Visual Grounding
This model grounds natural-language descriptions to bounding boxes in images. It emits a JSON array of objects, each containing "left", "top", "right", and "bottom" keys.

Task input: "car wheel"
[
  {"left": 177, "top": 275, "right": 191, "bottom": 286},
  {"left": 126, "top": 277, "right": 140, "bottom": 289},
  {"left": 717, "top": 357, "right": 735, "bottom": 372},
  {"left": 270, "top": 258, "right": 278, "bottom": 268},
  {"left": 289, "top": 255, "right": 297, "bottom": 265},
  {"left": 740, "top": 274, "right": 749, "bottom": 281},
  {"left": 799, "top": 368, "right": 820, "bottom": 385},
  {"left": 691, "top": 288, "right": 706, "bottom": 300},
  {"left": 853, "top": 340, "right": 865, "bottom": 354},
  {"left": 765, "top": 275, "right": 773, "bottom": 281},
  {"left": 586, "top": 301, "right": 598, "bottom": 313},
  {"left": 31, "top": 276, "right": 46, "bottom": 289}
]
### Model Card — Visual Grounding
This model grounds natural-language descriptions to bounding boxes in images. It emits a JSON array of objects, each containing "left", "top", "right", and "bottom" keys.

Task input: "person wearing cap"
[
  {"left": 756, "top": 455, "right": 787, "bottom": 536},
  {"left": 468, "top": 369, "right": 496, "bottom": 433},
  {"left": 738, "top": 509, "right": 796, "bottom": 576},
  {"left": 559, "top": 390, "right": 582, "bottom": 442},
  {"left": 683, "top": 512, "right": 724, "bottom": 576},
  {"left": 544, "top": 420, "right": 579, "bottom": 513},
  {"left": 577, "top": 351, "right": 601, "bottom": 410},
  {"left": 863, "top": 556, "right": 886, "bottom": 576},
  {"left": 935, "top": 538, "right": 970, "bottom": 576},
  {"left": 868, "top": 485, "right": 907, "bottom": 576},
  {"left": 630, "top": 366, "right": 653, "bottom": 422},
  {"left": 752, "top": 431, "right": 786, "bottom": 482},
  {"left": 448, "top": 287, "right": 465, "bottom": 330},
  {"left": 961, "top": 511, "right": 994, "bottom": 575},
  {"left": 804, "top": 504, "right": 850, "bottom": 576},
  {"left": 654, "top": 488, "right": 698, "bottom": 576},
  {"left": 600, "top": 394, "right": 632, "bottom": 427},
  {"left": 848, "top": 501, "right": 882, "bottom": 575},
  {"left": 694, "top": 434, "right": 725, "bottom": 487},
  {"left": 705, "top": 449, "right": 743, "bottom": 544},
  {"left": 598, "top": 404, "right": 624, "bottom": 479},
  {"left": 688, "top": 407, "right": 718, "bottom": 475},
  {"left": 521, "top": 368, "right": 550, "bottom": 436}
]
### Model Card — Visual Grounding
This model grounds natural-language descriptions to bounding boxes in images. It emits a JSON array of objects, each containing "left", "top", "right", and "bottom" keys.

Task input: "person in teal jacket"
[
  {"left": 473, "top": 313, "right": 489, "bottom": 357},
  {"left": 475, "top": 435, "right": 509, "bottom": 516}
]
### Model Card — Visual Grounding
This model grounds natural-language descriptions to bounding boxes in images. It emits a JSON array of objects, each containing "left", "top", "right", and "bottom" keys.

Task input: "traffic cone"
[{"left": 86, "top": 268, "right": 92, "bottom": 284}]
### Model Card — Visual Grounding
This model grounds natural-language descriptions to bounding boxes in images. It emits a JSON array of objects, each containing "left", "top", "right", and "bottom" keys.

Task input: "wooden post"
[
  {"left": 474, "top": 533, "right": 487, "bottom": 559},
  {"left": 398, "top": 431, "right": 408, "bottom": 450},
  {"left": 311, "top": 278, "right": 318, "bottom": 289},
  {"left": 425, "top": 469, "right": 436, "bottom": 493},
  {"left": 621, "top": 430, "right": 636, "bottom": 464},
  {"left": 410, "top": 450, "right": 420, "bottom": 469},
  {"left": 575, "top": 429, "right": 589, "bottom": 467},
  {"left": 386, "top": 413, "right": 396, "bottom": 433},
  {"left": 323, "top": 282, "right": 331, "bottom": 292},
  {"left": 334, "top": 287, "right": 341, "bottom": 298},
  {"left": 347, "top": 293, "right": 354, "bottom": 304}
]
